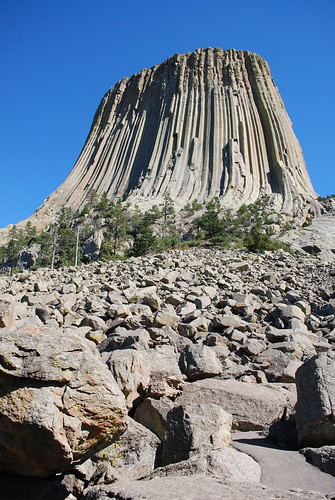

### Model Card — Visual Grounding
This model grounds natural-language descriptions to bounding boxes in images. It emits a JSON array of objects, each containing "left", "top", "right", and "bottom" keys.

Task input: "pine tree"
[{"left": 100, "top": 199, "right": 128, "bottom": 259}]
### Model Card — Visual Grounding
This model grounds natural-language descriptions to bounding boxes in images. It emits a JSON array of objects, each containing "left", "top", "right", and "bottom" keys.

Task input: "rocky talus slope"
[
  {"left": 1, "top": 47, "right": 317, "bottom": 239},
  {"left": 1, "top": 247, "right": 335, "bottom": 499}
]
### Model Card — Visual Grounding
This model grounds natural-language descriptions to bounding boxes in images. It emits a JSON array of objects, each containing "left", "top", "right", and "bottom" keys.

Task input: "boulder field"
[{"left": 0, "top": 247, "right": 335, "bottom": 499}]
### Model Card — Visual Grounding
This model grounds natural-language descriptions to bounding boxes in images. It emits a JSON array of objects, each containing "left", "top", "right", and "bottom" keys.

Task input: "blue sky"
[{"left": 1, "top": 0, "right": 334, "bottom": 228}]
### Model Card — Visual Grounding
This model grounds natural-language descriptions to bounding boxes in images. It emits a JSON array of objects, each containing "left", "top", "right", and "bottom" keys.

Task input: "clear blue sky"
[{"left": 1, "top": 0, "right": 334, "bottom": 228}]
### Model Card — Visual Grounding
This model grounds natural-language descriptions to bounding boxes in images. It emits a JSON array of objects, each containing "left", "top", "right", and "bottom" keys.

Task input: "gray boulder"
[
  {"left": 179, "top": 344, "right": 222, "bottom": 381},
  {"left": 107, "top": 350, "right": 150, "bottom": 408},
  {"left": 0, "top": 295, "right": 14, "bottom": 327},
  {"left": 0, "top": 326, "right": 127, "bottom": 477},
  {"left": 300, "top": 446, "right": 335, "bottom": 476},
  {"left": 151, "top": 447, "right": 261, "bottom": 483},
  {"left": 253, "top": 348, "right": 296, "bottom": 382},
  {"left": 175, "top": 379, "right": 296, "bottom": 431},
  {"left": 83, "top": 230, "right": 104, "bottom": 261},
  {"left": 86, "top": 418, "right": 160, "bottom": 484},
  {"left": 153, "top": 309, "right": 179, "bottom": 329},
  {"left": 296, "top": 350, "right": 335, "bottom": 448},
  {"left": 98, "top": 327, "right": 151, "bottom": 352},
  {"left": 145, "top": 345, "right": 184, "bottom": 398},
  {"left": 134, "top": 397, "right": 173, "bottom": 440},
  {"left": 162, "top": 403, "right": 232, "bottom": 465}
]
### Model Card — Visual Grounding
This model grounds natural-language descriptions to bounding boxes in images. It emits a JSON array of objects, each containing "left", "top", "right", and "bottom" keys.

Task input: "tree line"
[{"left": 0, "top": 192, "right": 295, "bottom": 272}]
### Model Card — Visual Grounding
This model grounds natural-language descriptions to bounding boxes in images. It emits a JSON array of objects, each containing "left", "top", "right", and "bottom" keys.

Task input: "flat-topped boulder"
[{"left": 175, "top": 379, "right": 296, "bottom": 431}]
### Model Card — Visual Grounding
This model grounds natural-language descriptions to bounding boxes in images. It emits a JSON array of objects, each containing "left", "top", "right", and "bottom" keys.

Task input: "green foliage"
[
  {"left": 100, "top": 199, "right": 129, "bottom": 259},
  {"left": 128, "top": 227, "right": 157, "bottom": 257},
  {"left": 146, "top": 205, "right": 163, "bottom": 223},
  {"left": 177, "top": 239, "right": 200, "bottom": 249},
  {"left": 2, "top": 192, "right": 296, "bottom": 270},
  {"left": 96, "top": 192, "right": 110, "bottom": 215},
  {"left": 79, "top": 205, "right": 90, "bottom": 217},
  {"left": 33, "top": 231, "right": 53, "bottom": 268},
  {"left": 99, "top": 241, "right": 117, "bottom": 262},
  {"left": 281, "top": 221, "right": 294, "bottom": 232},
  {"left": 194, "top": 201, "right": 234, "bottom": 244},
  {"left": 181, "top": 200, "right": 203, "bottom": 217},
  {"left": 6, "top": 227, "right": 23, "bottom": 261},
  {"left": 25, "top": 221, "right": 37, "bottom": 239},
  {"left": 205, "top": 196, "right": 221, "bottom": 212},
  {"left": 161, "top": 194, "right": 175, "bottom": 220},
  {"left": 243, "top": 227, "right": 290, "bottom": 253},
  {"left": 86, "top": 188, "right": 99, "bottom": 206},
  {"left": 243, "top": 228, "right": 273, "bottom": 252},
  {"left": 210, "top": 233, "right": 242, "bottom": 249},
  {"left": 57, "top": 208, "right": 74, "bottom": 227},
  {"left": 0, "top": 246, "right": 7, "bottom": 264},
  {"left": 127, "top": 206, "right": 164, "bottom": 257},
  {"left": 40, "top": 209, "right": 77, "bottom": 268},
  {"left": 191, "top": 195, "right": 289, "bottom": 252},
  {"left": 126, "top": 197, "right": 181, "bottom": 256},
  {"left": 57, "top": 227, "right": 76, "bottom": 267},
  {"left": 158, "top": 194, "right": 176, "bottom": 239},
  {"left": 1, "top": 222, "right": 38, "bottom": 265},
  {"left": 194, "top": 197, "right": 221, "bottom": 239},
  {"left": 156, "top": 234, "right": 180, "bottom": 251}
]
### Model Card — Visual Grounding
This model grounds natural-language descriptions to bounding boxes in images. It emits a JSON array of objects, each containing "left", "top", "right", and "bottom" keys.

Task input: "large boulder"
[
  {"left": 0, "top": 326, "right": 127, "bottom": 477},
  {"left": 145, "top": 345, "right": 184, "bottom": 398},
  {"left": 253, "top": 348, "right": 296, "bottom": 382},
  {"left": 300, "top": 446, "right": 335, "bottom": 476},
  {"left": 162, "top": 403, "right": 232, "bottom": 465},
  {"left": 106, "top": 350, "right": 150, "bottom": 408},
  {"left": 295, "top": 351, "right": 335, "bottom": 448},
  {"left": 179, "top": 344, "right": 222, "bottom": 381},
  {"left": 175, "top": 379, "right": 296, "bottom": 431},
  {"left": 151, "top": 447, "right": 261, "bottom": 483},
  {"left": 84, "top": 418, "right": 160, "bottom": 485},
  {"left": 134, "top": 397, "right": 173, "bottom": 440},
  {"left": 82, "top": 230, "right": 104, "bottom": 261},
  {"left": 0, "top": 295, "right": 15, "bottom": 327},
  {"left": 98, "top": 327, "right": 151, "bottom": 352}
]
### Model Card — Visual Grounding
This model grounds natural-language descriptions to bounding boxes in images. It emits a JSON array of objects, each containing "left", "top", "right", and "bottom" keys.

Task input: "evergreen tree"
[
  {"left": 86, "top": 188, "right": 99, "bottom": 207},
  {"left": 33, "top": 231, "right": 54, "bottom": 268},
  {"left": 159, "top": 194, "right": 177, "bottom": 240},
  {"left": 0, "top": 246, "right": 7, "bottom": 265},
  {"left": 96, "top": 192, "right": 110, "bottom": 216},
  {"left": 6, "top": 226, "right": 25, "bottom": 261},
  {"left": 194, "top": 197, "right": 223, "bottom": 239},
  {"left": 100, "top": 199, "right": 128, "bottom": 259},
  {"left": 128, "top": 227, "right": 157, "bottom": 257},
  {"left": 25, "top": 221, "right": 37, "bottom": 241}
]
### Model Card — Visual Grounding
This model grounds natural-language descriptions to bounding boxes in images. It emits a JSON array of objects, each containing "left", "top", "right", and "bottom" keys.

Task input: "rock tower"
[{"left": 5, "top": 48, "right": 318, "bottom": 232}]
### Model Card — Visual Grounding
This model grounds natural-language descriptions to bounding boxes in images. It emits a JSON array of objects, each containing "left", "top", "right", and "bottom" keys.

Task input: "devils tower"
[{"left": 4, "top": 48, "right": 317, "bottom": 233}]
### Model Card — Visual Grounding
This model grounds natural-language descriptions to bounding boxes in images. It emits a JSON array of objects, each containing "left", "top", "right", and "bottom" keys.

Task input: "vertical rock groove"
[{"left": 26, "top": 48, "right": 317, "bottom": 228}]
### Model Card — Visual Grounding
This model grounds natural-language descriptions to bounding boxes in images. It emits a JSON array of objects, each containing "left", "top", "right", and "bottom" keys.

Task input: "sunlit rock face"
[{"left": 4, "top": 48, "right": 317, "bottom": 234}]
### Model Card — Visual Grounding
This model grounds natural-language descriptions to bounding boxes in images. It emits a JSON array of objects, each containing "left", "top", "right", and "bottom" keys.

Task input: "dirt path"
[{"left": 232, "top": 431, "right": 335, "bottom": 496}]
